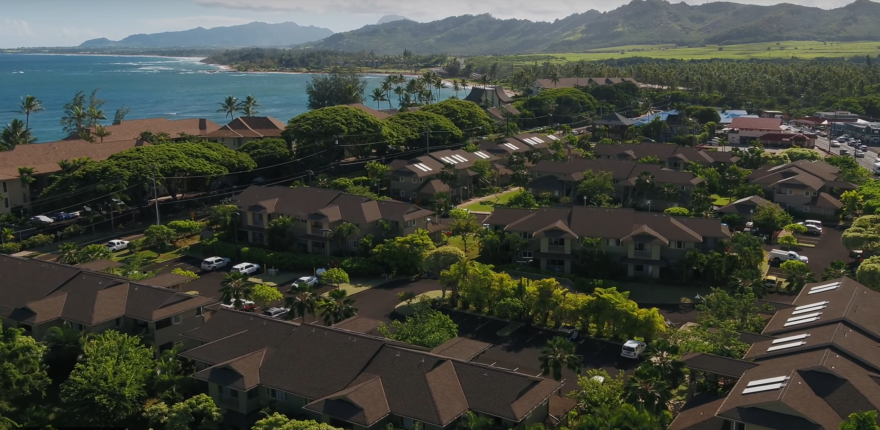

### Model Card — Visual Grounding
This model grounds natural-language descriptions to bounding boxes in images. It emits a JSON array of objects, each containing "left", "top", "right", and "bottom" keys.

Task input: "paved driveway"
[
  {"left": 352, "top": 278, "right": 442, "bottom": 324},
  {"left": 764, "top": 224, "right": 850, "bottom": 303}
]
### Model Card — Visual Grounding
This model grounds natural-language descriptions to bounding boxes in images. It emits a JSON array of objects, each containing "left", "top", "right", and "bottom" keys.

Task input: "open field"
[{"left": 470, "top": 41, "right": 880, "bottom": 64}]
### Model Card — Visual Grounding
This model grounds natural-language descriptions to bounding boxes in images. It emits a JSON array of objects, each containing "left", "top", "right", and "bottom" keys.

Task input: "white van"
[{"left": 621, "top": 340, "right": 646, "bottom": 359}]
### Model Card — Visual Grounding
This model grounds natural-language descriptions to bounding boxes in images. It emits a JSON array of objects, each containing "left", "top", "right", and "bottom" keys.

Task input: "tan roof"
[
  {"left": 729, "top": 117, "right": 783, "bottom": 130},
  {"left": 0, "top": 139, "right": 148, "bottom": 177},
  {"left": 344, "top": 104, "right": 391, "bottom": 120},
  {"left": 205, "top": 117, "right": 286, "bottom": 139}
]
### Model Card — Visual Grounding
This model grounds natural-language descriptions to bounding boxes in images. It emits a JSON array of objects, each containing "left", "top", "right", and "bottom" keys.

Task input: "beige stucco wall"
[{"left": 0, "top": 178, "right": 27, "bottom": 214}]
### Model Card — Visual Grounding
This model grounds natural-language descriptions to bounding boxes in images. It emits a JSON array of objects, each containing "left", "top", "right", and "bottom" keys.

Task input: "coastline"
[{"left": 206, "top": 64, "right": 467, "bottom": 86}]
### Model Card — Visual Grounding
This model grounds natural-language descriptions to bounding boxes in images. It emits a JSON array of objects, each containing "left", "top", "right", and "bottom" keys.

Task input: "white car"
[
  {"left": 231, "top": 262, "right": 260, "bottom": 275},
  {"left": 621, "top": 340, "right": 646, "bottom": 359},
  {"left": 295, "top": 276, "right": 319, "bottom": 288},
  {"left": 855, "top": 150, "right": 866, "bottom": 158},
  {"left": 831, "top": 141, "right": 840, "bottom": 147},
  {"left": 201, "top": 256, "right": 231, "bottom": 271},
  {"left": 106, "top": 239, "right": 129, "bottom": 252},
  {"left": 30, "top": 215, "right": 54, "bottom": 225}
]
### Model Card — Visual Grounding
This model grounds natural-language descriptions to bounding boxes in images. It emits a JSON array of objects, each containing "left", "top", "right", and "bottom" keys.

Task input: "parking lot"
[{"left": 764, "top": 224, "right": 850, "bottom": 304}]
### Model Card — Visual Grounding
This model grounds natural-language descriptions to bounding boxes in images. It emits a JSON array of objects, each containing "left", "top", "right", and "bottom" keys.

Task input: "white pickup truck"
[
  {"left": 106, "top": 239, "right": 129, "bottom": 252},
  {"left": 769, "top": 249, "right": 808, "bottom": 264}
]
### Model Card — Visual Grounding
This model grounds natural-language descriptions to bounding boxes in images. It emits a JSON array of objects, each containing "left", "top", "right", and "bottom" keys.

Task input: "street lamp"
[
  {"left": 583, "top": 196, "right": 587, "bottom": 207},
  {"left": 750, "top": 209, "right": 754, "bottom": 223},
  {"left": 647, "top": 200, "right": 652, "bottom": 213}
]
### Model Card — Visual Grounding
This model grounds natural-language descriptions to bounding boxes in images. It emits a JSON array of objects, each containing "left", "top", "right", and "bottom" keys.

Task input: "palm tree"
[
  {"left": 44, "top": 322, "right": 90, "bottom": 382},
  {"left": 57, "top": 242, "right": 80, "bottom": 264},
  {"left": 538, "top": 337, "right": 582, "bottom": 381},
  {"left": 332, "top": 222, "right": 360, "bottom": 255},
  {"left": 659, "top": 184, "right": 680, "bottom": 202},
  {"left": 572, "top": 62, "right": 585, "bottom": 87},
  {"left": 219, "top": 271, "right": 253, "bottom": 309},
  {"left": 1, "top": 119, "right": 35, "bottom": 149},
  {"left": 71, "top": 105, "right": 89, "bottom": 133},
  {"left": 433, "top": 76, "right": 445, "bottom": 101},
  {"left": 240, "top": 95, "right": 259, "bottom": 117},
  {"left": 93, "top": 125, "right": 112, "bottom": 143},
  {"left": 452, "top": 79, "right": 462, "bottom": 98},
  {"left": 18, "top": 95, "right": 44, "bottom": 131},
  {"left": 18, "top": 166, "right": 36, "bottom": 190},
  {"left": 86, "top": 106, "right": 106, "bottom": 128},
  {"left": 645, "top": 339, "right": 685, "bottom": 387},
  {"left": 370, "top": 88, "right": 387, "bottom": 110},
  {"left": 822, "top": 260, "right": 851, "bottom": 280},
  {"left": 217, "top": 96, "right": 240, "bottom": 120},
  {"left": 625, "top": 372, "right": 672, "bottom": 414},
  {"left": 784, "top": 263, "right": 817, "bottom": 293},
  {"left": 458, "top": 411, "right": 494, "bottom": 430},
  {"left": 319, "top": 289, "right": 357, "bottom": 326},
  {"left": 634, "top": 171, "right": 656, "bottom": 203},
  {"left": 548, "top": 68, "right": 561, "bottom": 88},
  {"left": 438, "top": 164, "right": 459, "bottom": 190},
  {"left": 478, "top": 74, "right": 491, "bottom": 89},
  {"left": 432, "top": 192, "right": 451, "bottom": 216},
  {"left": 286, "top": 281, "right": 318, "bottom": 322},
  {"left": 381, "top": 76, "right": 394, "bottom": 109}
]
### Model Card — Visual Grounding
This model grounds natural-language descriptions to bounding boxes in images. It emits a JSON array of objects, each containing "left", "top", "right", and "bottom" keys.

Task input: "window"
[
  {"left": 228, "top": 389, "right": 239, "bottom": 399},
  {"left": 399, "top": 190, "right": 406, "bottom": 197},
  {"left": 804, "top": 190, "right": 811, "bottom": 196},
  {"left": 520, "top": 232, "right": 533, "bottom": 240},
  {"left": 1, "top": 181, "right": 5, "bottom": 192},
  {"left": 172, "top": 315, "right": 182, "bottom": 325},
  {"left": 401, "top": 418, "right": 416, "bottom": 430},
  {"left": 803, "top": 205, "right": 810, "bottom": 212},
  {"left": 787, "top": 189, "right": 793, "bottom": 195},
  {"left": 607, "top": 239, "right": 621, "bottom": 247},
  {"left": 252, "top": 213, "right": 264, "bottom": 226},
  {"left": 521, "top": 251, "right": 533, "bottom": 259},
  {"left": 196, "top": 307, "right": 204, "bottom": 317},
  {"left": 733, "top": 422, "right": 746, "bottom": 430},
  {"left": 247, "top": 389, "right": 259, "bottom": 399},
  {"left": 671, "top": 241, "right": 685, "bottom": 249},
  {"left": 552, "top": 190, "right": 559, "bottom": 197},
  {"left": 398, "top": 176, "right": 406, "bottom": 182},
  {"left": 114, "top": 318, "right": 122, "bottom": 328},
  {"left": 635, "top": 243, "right": 647, "bottom": 251},
  {"left": 299, "top": 218, "right": 307, "bottom": 224},
  {"left": 680, "top": 185, "right": 687, "bottom": 191},
  {"left": 548, "top": 238, "right": 564, "bottom": 246},
  {"left": 73, "top": 322, "right": 85, "bottom": 331},
  {"left": 412, "top": 177, "right": 418, "bottom": 183},
  {"left": 4, "top": 198, "right": 7, "bottom": 209},
  {"left": 350, "top": 240, "right": 358, "bottom": 249},
  {"left": 634, "top": 264, "right": 645, "bottom": 272},
  {"left": 268, "top": 388, "right": 287, "bottom": 401}
]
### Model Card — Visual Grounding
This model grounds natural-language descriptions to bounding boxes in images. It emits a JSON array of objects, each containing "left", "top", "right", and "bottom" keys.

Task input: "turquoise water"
[{"left": 0, "top": 54, "right": 459, "bottom": 143}]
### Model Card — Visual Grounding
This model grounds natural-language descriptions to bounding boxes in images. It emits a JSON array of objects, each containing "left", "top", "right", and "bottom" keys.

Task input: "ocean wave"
[{"left": 139, "top": 66, "right": 174, "bottom": 71}]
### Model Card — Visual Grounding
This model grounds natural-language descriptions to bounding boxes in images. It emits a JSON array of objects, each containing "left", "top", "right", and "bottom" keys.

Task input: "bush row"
[{"left": 201, "top": 239, "right": 382, "bottom": 277}]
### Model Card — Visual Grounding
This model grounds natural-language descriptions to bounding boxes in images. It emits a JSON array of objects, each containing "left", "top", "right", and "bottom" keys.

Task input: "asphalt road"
[{"left": 813, "top": 135, "right": 879, "bottom": 171}]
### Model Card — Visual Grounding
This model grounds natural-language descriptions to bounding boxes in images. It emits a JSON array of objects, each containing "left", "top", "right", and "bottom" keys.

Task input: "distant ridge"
[
  {"left": 79, "top": 21, "right": 334, "bottom": 48},
  {"left": 304, "top": 0, "right": 880, "bottom": 55},
  {"left": 377, "top": 15, "right": 411, "bottom": 25}
]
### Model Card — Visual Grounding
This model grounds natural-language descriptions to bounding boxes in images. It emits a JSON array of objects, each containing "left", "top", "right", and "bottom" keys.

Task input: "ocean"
[{"left": 0, "top": 54, "right": 460, "bottom": 143}]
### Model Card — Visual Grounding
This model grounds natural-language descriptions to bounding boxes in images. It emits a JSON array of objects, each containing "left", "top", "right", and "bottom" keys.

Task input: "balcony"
[
  {"left": 547, "top": 245, "right": 567, "bottom": 254},
  {"left": 633, "top": 250, "right": 653, "bottom": 259},
  {"left": 217, "top": 397, "right": 240, "bottom": 411}
]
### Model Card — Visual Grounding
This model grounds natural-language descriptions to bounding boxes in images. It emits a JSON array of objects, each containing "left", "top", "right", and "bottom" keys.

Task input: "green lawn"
[
  {"left": 470, "top": 41, "right": 880, "bottom": 64},
  {"left": 614, "top": 281, "right": 713, "bottom": 305},
  {"left": 462, "top": 189, "right": 520, "bottom": 212},
  {"left": 711, "top": 194, "right": 734, "bottom": 206},
  {"left": 115, "top": 248, "right": 185, "bottom": 265},
  {"left": 444, "top": 236, "right": 481, "bottom": 260}
]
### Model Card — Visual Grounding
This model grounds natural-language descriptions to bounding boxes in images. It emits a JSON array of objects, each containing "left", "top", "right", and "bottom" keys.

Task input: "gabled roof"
[
  {"left": 0, "top": 139, "right": 150, "bottom": 178},
  {"left": 304, "top": 376, "right": 391, "bottom": 427},
  {"left": 205, "top": 116, "right": 285, "bottom": 139},
  {"left": 716, "top": 195, "right": 776, "bottom": 215},
  {"left": 343, "top": 104, "right": 391, "bottom": 120},
  {"left": 332, "top": 316, "right": 383, "bottom": 334},
  {"left": 593, "top": 112, "right": 635, "bottom": 127},
  {"left": 679, "top": 352, "right": 758, "bottom": 378},
  {"left": 194, "top": 348, "right": 267, "bottom": 391},
  {"left": 431, "top": 337, "right": 492, "bottom": 361},
  {"left": 729, "top": 117, "right": 783, "bottom": 130},
  {"left": 463, "top": 86, "right": 513, "bottom": 104}
]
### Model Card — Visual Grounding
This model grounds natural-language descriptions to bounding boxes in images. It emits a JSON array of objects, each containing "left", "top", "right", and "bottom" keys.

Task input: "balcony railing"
[
  {"left": 633, "top": 250, "right": 653, "bottom": 259},
  {"left": 547, "top": 245, "right": 566, "bottom": 254}
]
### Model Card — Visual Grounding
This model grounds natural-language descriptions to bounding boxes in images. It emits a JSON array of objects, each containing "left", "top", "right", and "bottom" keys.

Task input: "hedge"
[
  {"left": 21, "top": 234, "right": 55, "bottom": 250},
  {"left": 201, "top": 239, "right": 382, "bottom": 277},
  {"left": 0, "top": 242, "right": 21, "bottom": 254}
]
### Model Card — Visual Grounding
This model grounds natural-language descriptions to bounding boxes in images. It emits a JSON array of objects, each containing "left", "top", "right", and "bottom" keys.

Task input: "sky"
[{"left": 0, "top": 0, "right": 861, "bottom": 48}]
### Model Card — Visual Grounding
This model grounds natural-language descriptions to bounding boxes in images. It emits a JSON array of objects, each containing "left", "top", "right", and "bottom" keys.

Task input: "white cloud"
[
  {"left": 140, "top": 15, "right": 255, "bottom": 30},
  {"left": 192, "top": 0, "right": 858, "bottom": 21},
  {"left": 0, "top": 18, "right": 34, "bottom": 37}
]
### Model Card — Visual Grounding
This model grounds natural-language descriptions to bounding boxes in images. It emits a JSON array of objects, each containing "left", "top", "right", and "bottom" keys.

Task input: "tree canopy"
[
  {"left": 420, "top": 99, "right": 495, "bottom": 137},
  {"left": 305, "top": 69, "right": 367, "bottom": 110},
  {"left": 378, "top": 300, "right": 458, "bottom": 348},
  {"left": 385, "top": 111, "right": 463, "bottom": 150},
  {"left": 283, "top": 105, "right": 403, "bottom": 158}
]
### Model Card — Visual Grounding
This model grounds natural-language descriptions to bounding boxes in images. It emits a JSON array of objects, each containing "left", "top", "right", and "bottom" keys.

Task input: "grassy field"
[
  {"left": 711, "top": 194, "right": 734, "bottom": 206},
  {"left": 472, "top": 41, "right": 880, "bottom": 64},
  {"left": 462, "top": 189, "right": 520, "bottom": 212}
]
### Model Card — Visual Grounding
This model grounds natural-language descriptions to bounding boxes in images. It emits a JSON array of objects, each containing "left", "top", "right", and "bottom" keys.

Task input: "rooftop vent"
[{"left": 743, "top": 375, "right": 789, "bottom": 394}]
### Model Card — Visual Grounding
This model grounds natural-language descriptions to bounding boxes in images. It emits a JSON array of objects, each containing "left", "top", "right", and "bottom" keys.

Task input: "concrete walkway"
[{"left": 456, "top": 187, "right": 521, "bottom": 209}]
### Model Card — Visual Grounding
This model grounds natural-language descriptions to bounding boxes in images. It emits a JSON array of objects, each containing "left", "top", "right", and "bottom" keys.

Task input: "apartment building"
[
  {"left": 671, "top": 277, "right": 880, "bottom": 430},
  {"left": 482, "top": 207, "right": 730, "bottom": 277},
  {"left": 726, "top": 117, "right": 784, "bottom": 145},
  {"left": 233, "top": 185, "right": 434, "bottom": 255},
  {"left": 526, "top": 159, "right": 703, "bottom": 208},
  {"left": 180, "top": 308, "right": 568, "bottom": 430},
  {"left": 205, "top": 116, "right": 287, "bottom": 150},
  {"left": 0, "top": 254, "right": 216, "bottom": 351},
  {"left": 592, "top": 143, "right": 739, "bottom": 171},
  {"left": 746, "top": 160, "right": 855, "bottom": 216},
  {"left": 388, "top": 149, "right": 503, "bottom": 203}
]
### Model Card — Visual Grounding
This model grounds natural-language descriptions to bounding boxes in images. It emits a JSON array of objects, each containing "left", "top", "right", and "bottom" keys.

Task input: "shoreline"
[{"left": 208, "top": 65, "right": 468, "bottom": 87}]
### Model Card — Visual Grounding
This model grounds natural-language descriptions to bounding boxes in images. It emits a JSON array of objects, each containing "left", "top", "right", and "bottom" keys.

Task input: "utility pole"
[
  {"left": 426, "top": 126, "right": 430, "bottom": 155},
  {"left": 151, "top": 167, "right": 160, "bottom": 225}
]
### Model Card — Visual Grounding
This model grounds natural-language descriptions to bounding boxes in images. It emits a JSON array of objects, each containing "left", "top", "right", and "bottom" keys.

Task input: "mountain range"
[
  {"left": 305, "top": 0, "right": 880, "bottom": 55},
  {"left": 79, "top": 21, "right": 333, "bottom": 48},
  {"left": 377, "top": 15, "right": 411, "bottom": 25}
]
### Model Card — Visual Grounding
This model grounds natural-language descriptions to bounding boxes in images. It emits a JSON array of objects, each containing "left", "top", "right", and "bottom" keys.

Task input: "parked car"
[
  {"left": 48, "top": 212, "right": 72, "bottom": 221},
  {"left": 231, "top": 262, "right": 260, "bottom": 275},
  {"left": 294, "top": 276, "right": 319, "bottom": 288},
  {"left": 855, "top": 150, "right": 866, "bottom": 158},
  {"left": 801, "top": 220, "right": 822, "bottom": 228},
  {"left": 201, "top": 256, "right": 231, "bottom": 271},
  {"left": 221, "top": 300, "right": 255, "bottom": 312},
  {"left": 763, "top": 275, "right": 780, "bottom": 292},
  {"left": 621, "top": 340, "right": 647, "bottom": 359},
  {"left": 803, "top": 225, "right": 823, "bottom": 235},
  {"left": 264, "top": 307, "right": 289, "bottom": 318},
  {"left": 29, "top": 215, "right": 54, "bottom": 225},
  {"left": 106, "top": 239, "right": 129, "bottom": 252},
  {"left": 860, "top": 144, "right": 869, "bottom": 151},
  {"left": 837, "top": 136, "right": 847, "bottom": 143},
  {"left": 769, "top": 249, "right": 808, "bottom": 264}
]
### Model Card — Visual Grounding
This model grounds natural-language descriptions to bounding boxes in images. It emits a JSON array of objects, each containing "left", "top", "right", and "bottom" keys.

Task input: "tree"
[
  {"left": 253, "top": 413, "right": 343, "bottom": 430},
  {"left": 507, "top": 189, "right": 538, "bottom": 209},
  {"left": 644, "top": 339, "right": 685, "bottom": 387},
  {"left": 753, "top": 203, "right": 794, "bottom": 232},
  {"left": 664, "top": 207, "right": 690, "bottom": 216},
  {"left": 370, "top": 87, "right": 387, "bottom": 110},
  {"left": 823, "top": 260, "right": 851, "bottom": 280},
  {"left": 332, "top": 222, "right": 360, "bottom": 256},
  {"left": 458, "top": 410, "right": 494, "bottom": 430},
  {"left": 638, "top": 155, "right": 663, "bottom": 164},
  {"left": 424, "top": 246, "right": 466, "bottom": 278},
  {"left": 266, "top": 216, "right": 298, "bottom": 252},
  {"left": 572, "top": 403, "right": 667, "bottom": 430},
  {"left": 240, "top": 94, "right": 259, "bottom": 117},
  {"left": 578, "top": 170, "right": 615, "bottom": 207},
  {"left": 689, "top": 106, "right": 722, "bottom": 124},
  {"left": 697, "top": 288, "right": 768, "bottom": 333},
  {"left": 778, "top": 234, "right": 799, "bottom": 250},
  {"left": 378, "top": 301, "right": 457, "bottom": 348},
  {"left": 449, "top": 208, "right": 481, "bottom": 253},
  {"left": 841, "top": 189, "right": 864, "bottom": 220},
  {"left": 365, "top": 160, "right": 392, "bottom": 195},
  {"left": 220, "top": 272, "right": 254, "bottom": 309},
  {"left": 145, "top": 224, "right": 178, "bottom": 250},
  {"left": 568, "top": 369, "right": 625, "bottom": 415},
  {"left": 781, "top": 260, "right": 816, "bottom": 292},
  {"left": 18, "top": 95, "right": 44, "bottom": 132},
  {"left": 634, "top": 171, "right": 656, "bottom": 202},
  {"left": 144, "top": 393, "right": 224, "bottom": 430},
  {"left": 86, "top": 106, "right": 106, "bottom": 128},
  {"left": 856, "top": 255, "right": 880, "bottom": 292},
  {"left": 252, "top": 284, "right": 284, "bottom": 309},
  {"left": 57, "top": 242, "right": 80, "bottom": 264},
  {"left": 286, "top": 281, "right": 318, "bottom": 322},
  {"left": 840, "top": 411, "right": 880, "bottom": 430},
  {"left": 784, "top": 223, "right": 808, "bottom": 234},
  {"left": 60, "top": 89, "right": 102, "bottom": 135},
  {"left": 321, "top": 268, "right": 350, "bottom": 289},
  {"left": 624, "top": 372, "right": 673, "bottom": 414},
  {"left": 373, "top": 230, "right": 436, "bottom": 276},
  {"left": 387, "top": 111, "right": 463, "bottom": 150},
  {"left": 305, "top": 68, "right": 367, "bottom": 109},
  {"left": 217, "top": 96, "right": 240, "bottom": 120},
  {"left": 319, "top": 288, "right": 357, "bottom": 325},
  {"left": 60, "top": 331, "right": 154, "bottom": 427},
  {"left": 112, "top": 106, "right": 130, "bottom": 125},
  {"left": 0, "top": 323, "right": 50, "bottom": 424},
  {"left": 539, "top": 337, "right": 582, "bottom": 381},
  {"left": 93, "top": 124, "right": 112, "bottom": 142},
  {"left": 238, "top": 138, "right": 291, "bottom": 168},
  {"left": 688, "top": 185, "right": 714, "bottom": 216},
  {"left": 76, "top": 244, "right": 113, "bottom": 263},
  {"left": 420, "top": 99, "right": 495, "bottom": 138},
  {"left": 1, "top": 119, "right": 35, "bottom": 149},
  {"left": 283, "top": 105, "right": 401, "bottom": 158},
  {"left": 843, "top": 215, "right": 880, "bottom": 251}
]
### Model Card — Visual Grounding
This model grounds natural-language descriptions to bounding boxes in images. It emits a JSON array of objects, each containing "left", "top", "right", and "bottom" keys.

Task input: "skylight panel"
[
  {"left": 748, "top": 376, "right": 789, "bottom": 387},
  {"left": 809, "top": 282, "right": 840, "bottom": 292},
  {"left": 784, "top": 317, "right": 820, "bottom": 327},
  {"left": 547, "top": 135, "right": 559, "bottom": 141},
  {"left": 413, "top": 164, "right": 428, "bottom": 172},
  {"left": 795, "top": 301, "right": 829, "bottom": 310},
  {"left": 792, "top": 304, "right": 827, "bottom": 315},
  {"left": 787, "top": 312, "right": 822, "bottom": 322},
  {"left": 523, "top": 138, "right": 536, "bottom": 145},
  {"left": 532, "top": 136, "right": 545, "bottom": 143},
  {"left": 742, "top": 383, "right": 785, "bottom": 394},
  {"left": 767, "top": 341, "right": 806, "bottom": 352},
  {"left": 441, "top": 157, "right": 457, "bottom": 164},
  {"left": 772, "top": 334, "right": 810, "bottom": 344},
  {"left": 452, "top": 155, "right": 468, "bottom": 163},
  {"left": 504, "top": 143, "right": 519, "bottom": 150},
  {"left": 475, "top": 151, "right": 490, "bottom": 159},
  {"left": 808, "top": 285, "right": 840, "bottom": 294}
]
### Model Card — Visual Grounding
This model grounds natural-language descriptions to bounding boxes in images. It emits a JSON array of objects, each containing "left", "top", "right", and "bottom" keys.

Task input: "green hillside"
[{"left": 304, "top": 0, "right": 880, "bottom": 55}]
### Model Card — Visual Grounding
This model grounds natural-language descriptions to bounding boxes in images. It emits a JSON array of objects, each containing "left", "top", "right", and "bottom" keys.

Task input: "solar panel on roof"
[
  {"left": 809, "top": 282, "right": 840, "bottom": 291},
  {"left": 792, "top": 304, "right": 827, "bottom": 315},
  {"left": 767, "top": 341, "right": 806, "bottom": 352},
  {"left": 808, "top": 285, "right": 840, "bottom": 294},
  {"left": 772, "top": 334, "right": 810, "bottom": 344},
  {"left": 441, "top": 157, "right": 456, "bottom": 164},
  {"left": 747, "top": 376, "right": 789, "bottom": 387},
  {"left": 787, "top": 312, "right": 821, "bottom": 322},
  {"left": 475, "top": 151, "right": 490, "bottom": 159},
  {"left": 532, "top": 136, "right": 545, "bottom": 143},
  {"left": 795, "top": 301, "right": 829, "bottom": 310},
  {"left": 743, "top": 383, "right": 785, "bottom": 394},
  {"left": 784, "top": 317, "right": 820, "bottom": 327},
  {"left": 452, "top": 155, "right": 468, "bottom": 163},
  {"left": 504, "top": 143, "right": 519, "bottom": 150},
  {"left": 413, "top": 164, "right": 428, "bottom": 172},
  {"left": 547, "top": 135, "right": 559, "bottom": 141}
]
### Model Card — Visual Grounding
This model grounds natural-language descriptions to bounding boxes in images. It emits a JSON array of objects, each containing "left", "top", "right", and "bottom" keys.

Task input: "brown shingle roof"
[
  {"left": 76, "top": 117, "right": 220, "bottom": 143},
  {"left": 716, "top": 195, "right": 776, "bottom": 215},
  {"left": 431, "top": 337, "right": 492, "bottom": 361},
  {"left": 730, "top": 117, "right": 783, "bottom": 130},
  {"left": 205, "top": 117, "right": 285, "bottom": 139},
  {"left": 679, "top": 352, "right": 758, "bottom": 378},
  {"left": 343, "top": 104, "right": 391, "bottom": 120},
  {"left": 668, "top": 394, "right": 728, "bottom": 430},
  {"left": 75, "top": 259, "right": 124, "bottom": 271},
  {"left": 304, "top": 376, "right": 391, "bottom": 426},
  {"left": 0, "top": 139, "right": 149, "bottom": 178},
  {"left": 194, "top": 348, "right": 267, "bottom": 391},
  {"left": 332, "top": 316, "right": 384, "bottom": 334},
  {"left": 142, "top": 273, "right": 194, "bottom": 288}
]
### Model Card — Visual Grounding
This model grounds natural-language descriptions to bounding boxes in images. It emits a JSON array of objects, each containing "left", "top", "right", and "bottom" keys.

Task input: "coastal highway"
[{"left": 813, "top": 135, "right": 880, "bottom": 172}]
